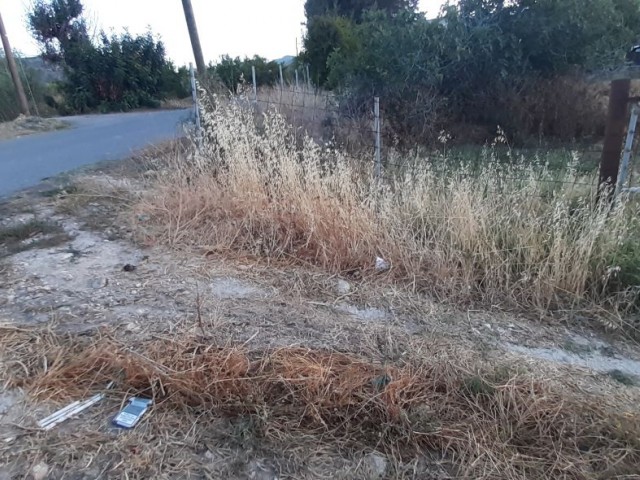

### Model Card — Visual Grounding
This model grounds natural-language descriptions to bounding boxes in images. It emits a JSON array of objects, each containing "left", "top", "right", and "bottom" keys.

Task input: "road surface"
[{"left": 0, "top": 109, "right": 190, "bottom": 198}]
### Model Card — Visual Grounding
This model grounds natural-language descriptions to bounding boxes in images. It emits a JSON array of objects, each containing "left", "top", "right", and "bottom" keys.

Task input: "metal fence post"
[
  {"left": 616, "top": 103, "right": 639, "bottom": 198},
  {"left": 189, "top": 63, "right": 202, "bottom": 147},
  {"left": 251, "top": 65, "right": 257, "bottom": 103},
  {"left": 374, "top": 97, "right": 381, "bottom": 180}
]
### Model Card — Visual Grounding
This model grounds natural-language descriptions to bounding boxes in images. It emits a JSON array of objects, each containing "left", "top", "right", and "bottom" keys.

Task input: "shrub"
[
  {"left": 29, "top": 0, "right": 189, "bottom": 113},
  {"left": 0, "top": 56, "right": 56, "bottom": 121},
  {"left": 327, "top": 10, "right": 447, "bottom": 144},
  {"left": 136, "top": 98, "right": 640, "bottom": 316},
  {"left": 311, "top": 0, "right": 640, "bottom": 144},
  {"left": 302, "top": 15, "right": 356, "bottom": 87},
  {"left": 211, "top": 55, "right": 283, "bottom": 93}
]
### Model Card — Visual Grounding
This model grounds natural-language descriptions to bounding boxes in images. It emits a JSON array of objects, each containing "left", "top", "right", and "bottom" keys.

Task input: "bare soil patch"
[{"left": 0, "top": 168, "right": 639, "bottom": 479}]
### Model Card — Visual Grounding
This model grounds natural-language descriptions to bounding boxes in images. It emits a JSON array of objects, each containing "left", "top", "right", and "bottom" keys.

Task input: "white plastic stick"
[
  {"left": 38, "top": 394, "right": 105, "bottom": 430},
  {"left": 37, "top": 400, "right": 82, "bottom": 428}
]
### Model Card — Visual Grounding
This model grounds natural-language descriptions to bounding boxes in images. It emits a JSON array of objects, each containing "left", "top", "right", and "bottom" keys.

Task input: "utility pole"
[
  {"left": 181, "top": 0, "right": 206, "bottom": 77},
  {"left": 0, "top": 11, "right": 30, "bottom": 116}
]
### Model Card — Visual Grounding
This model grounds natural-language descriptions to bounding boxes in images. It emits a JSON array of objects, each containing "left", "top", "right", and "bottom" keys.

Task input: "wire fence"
[{"left": 194, "top": 76, "right": 607, "bottom": 197}]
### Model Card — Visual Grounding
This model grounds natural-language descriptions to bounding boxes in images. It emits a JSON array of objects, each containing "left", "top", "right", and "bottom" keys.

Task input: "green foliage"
[
  {"left": 29, "top": 0, "right": 189, "bottom": 113},
  {"left": 302, "top": 15, "right": 356, "bottom": 86},
  {"left": 304, "top": 0, "right": 418, "bottom": 20},
  {"left": 0, "top": 64, "right": 23, "bottom": 122},
  {"left": 303, "top": 0, "right": 419, "bottom": 89},
  {"left": 211, "top": 55, "right": 283, "bottom": 93},
  {"left": 327, "top": 10, "right": 446, "bottom": 140},
  {"left": 29, "top": 0, "right": 89, "bottom": 63},
  {"left": 0, "top": 56, "right": 53, "bottom": 121},
  {"left": 316, "top": 0, "right": 640, "bottom": 142}
]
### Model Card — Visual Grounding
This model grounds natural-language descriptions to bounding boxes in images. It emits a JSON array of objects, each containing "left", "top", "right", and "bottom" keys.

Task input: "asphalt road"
[{"left": 0, "top": 109, "right": 190, "bottom": 198}]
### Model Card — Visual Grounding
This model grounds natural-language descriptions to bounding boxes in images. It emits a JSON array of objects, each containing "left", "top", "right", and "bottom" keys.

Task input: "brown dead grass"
[
  {"left": 134, "top": 97, "right": 640, "bottom": 321},
  {"left": 1, "top": 325, "right": 639, "bottom": 479},
  {"left": 0, "top": 115, "right": 68, "bottom": 141}
]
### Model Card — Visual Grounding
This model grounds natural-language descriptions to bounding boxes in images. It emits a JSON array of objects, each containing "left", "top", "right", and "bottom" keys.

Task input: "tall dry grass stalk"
[{"left": 136, "top": 97, "right": 638, "bottom": 311}]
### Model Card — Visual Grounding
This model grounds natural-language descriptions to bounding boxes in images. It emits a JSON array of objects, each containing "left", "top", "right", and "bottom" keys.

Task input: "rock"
[
  {"left": 247, "top": 459, "right": 278, "bottom": 480},
  {"left": 123, "top": 264, "right": 137, "bottom": 272},
  {"left": 31, "top": 463, "right": 49, "bottom": 480},
  {"left": 336, "top": 279, "right": 351, "bottom": 295},
  {"left": 375, "top": 257, "right": 390, "bottom": 272},
  {"left": 125, "top": 322, "right": 140, "bottom": 333},
  {"left": 363, "top": 453, "right": 388, "bottom": 479},
  {"left": 89, "top": 277, "right": 108, "bottom": 289},
  {"left": 204, "top": 450, "right": 217, "bottom": 462}
]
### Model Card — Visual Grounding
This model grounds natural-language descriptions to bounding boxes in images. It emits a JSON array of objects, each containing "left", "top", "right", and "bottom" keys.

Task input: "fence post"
[
  {"left": 251, "top": 65, "right": 257, "bottom": 103},
  {"left": 279, "top": 63, "right": 284, "bottom": 89},
  {"left": 295, "top": 69, "right": 299, "bottom": 91},
  {"left": 306, "top": 64, "right": 311, "bottom": 90},
  {"left": 599, "top": 78, "right": 631, "bottom": 199},
  {"left": 189, "top": 62, "right": 202, "bottom": 147},
  {"left": 374, "top": 97, "right": 381, "bottom": 180},
  {"left": 616, "top": 103, "right": 639, "bottom": 198}
]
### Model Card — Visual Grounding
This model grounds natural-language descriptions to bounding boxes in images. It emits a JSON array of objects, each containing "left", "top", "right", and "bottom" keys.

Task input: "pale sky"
[{"left": 1, "top": 0, "right": 445, "bottom": 66}]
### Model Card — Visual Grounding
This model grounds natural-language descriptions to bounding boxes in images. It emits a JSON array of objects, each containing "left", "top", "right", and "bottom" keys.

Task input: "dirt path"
[{"left": 1, "top": 174, "right": 639, "bottom": 479}]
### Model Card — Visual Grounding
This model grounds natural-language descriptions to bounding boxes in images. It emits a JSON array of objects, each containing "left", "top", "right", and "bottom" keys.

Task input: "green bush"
[
  {"left": 0, "top": 57, "right": 55, "bottom": 121},
  {"left": 302, "top": 15, "right": 356, "bottom": 87},
  {"left": 0, "top": 66, "right": 22, "bottom": 122},
  {"left": 29, "top": 0, "right": 189, "bottom": 113},
  {"left": 308, "top": 0, "right": 640, "bottom": 144},
  {"left": 210, "top": 55, "right": 283, "bottom": 93}
]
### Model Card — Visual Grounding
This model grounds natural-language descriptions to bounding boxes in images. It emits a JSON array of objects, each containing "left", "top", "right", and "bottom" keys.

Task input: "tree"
[
  {"left": 211, "top": 55, "right": 281, "bottom": 93},
  {"left": 28, "top": 0, "right": 89, "bottom": 64},
  {"left": 304, "top": 0, "right": 418, "bottom": 21},
  {"left": 302, "top": 15, "right": 355, "bottom": 86},
  {"left": 28, "top": 0, "right": 188, "bottom": 112},
  {"left": 324, "top": 0, "right": 640, "bottom": 142}
]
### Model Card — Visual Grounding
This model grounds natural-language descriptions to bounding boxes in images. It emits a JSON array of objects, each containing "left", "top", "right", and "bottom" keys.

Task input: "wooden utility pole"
[
  {"left": 0, "top": 10, "right": 30, "bottom": 116},
  {"left": 599, "top": 78, "right": 630, "bottom": 197},
  {"left": 181, "top": 0, "right": 206, "bottom": 77}
]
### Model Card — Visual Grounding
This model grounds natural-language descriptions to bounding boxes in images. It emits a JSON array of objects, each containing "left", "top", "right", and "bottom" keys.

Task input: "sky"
[{"left": 1, "top": 0, "right": 445, "bottom": 66}]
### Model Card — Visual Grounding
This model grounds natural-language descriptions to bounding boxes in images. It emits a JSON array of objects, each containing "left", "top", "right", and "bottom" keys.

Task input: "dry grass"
[
  {"left": 0, "top": 115, "right": 68, "bottom": 141},
  {"left": 134, "top": 97, "right": 640, "bottom": 317},
  {"left": 1, "top": 324, "right": 638, "bottom": 479}
]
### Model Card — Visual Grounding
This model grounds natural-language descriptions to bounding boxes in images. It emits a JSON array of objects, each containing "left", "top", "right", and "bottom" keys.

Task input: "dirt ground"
[
  {"left": 0, "top": 115, "right": 69, "bottom": 141},
  {"left": 1, "top": 163, "right": 639, "bottom": 479}
]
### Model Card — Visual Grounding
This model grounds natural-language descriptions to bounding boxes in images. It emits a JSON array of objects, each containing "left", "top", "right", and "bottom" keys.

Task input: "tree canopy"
[
  {"left": 28, "top": 0, "right": 188, "bottom": 112},
  {"left": 304, "top": 0, "right": 419, "bottom": 20},
  {"left": 305, "top": 0, "right": 640, "bottom": 141}
]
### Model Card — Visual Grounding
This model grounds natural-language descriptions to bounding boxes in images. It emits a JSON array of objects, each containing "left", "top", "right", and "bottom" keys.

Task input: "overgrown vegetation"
[
  {"left": 210, "top": 55, "right": 291, "bottom": 93},
  {"left": 0, "top": 55, "right": 53, "bottom": 122},
  {"left": 136, "top": 98, "right": 640, "bottom": 322},
  {"left": 27, "top": 0, "right": 190, "bottom": 113},
  {"left": 2, "top": 324, "right": 639, "bottom": 479},
  {"left": 303, "top": 0, "right": 640, "bottom": 143}
]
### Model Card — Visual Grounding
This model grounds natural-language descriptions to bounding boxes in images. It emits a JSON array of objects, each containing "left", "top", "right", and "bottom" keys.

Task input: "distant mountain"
[{"left": 274, "top": 55, "right": 295, "bottom": 66}]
